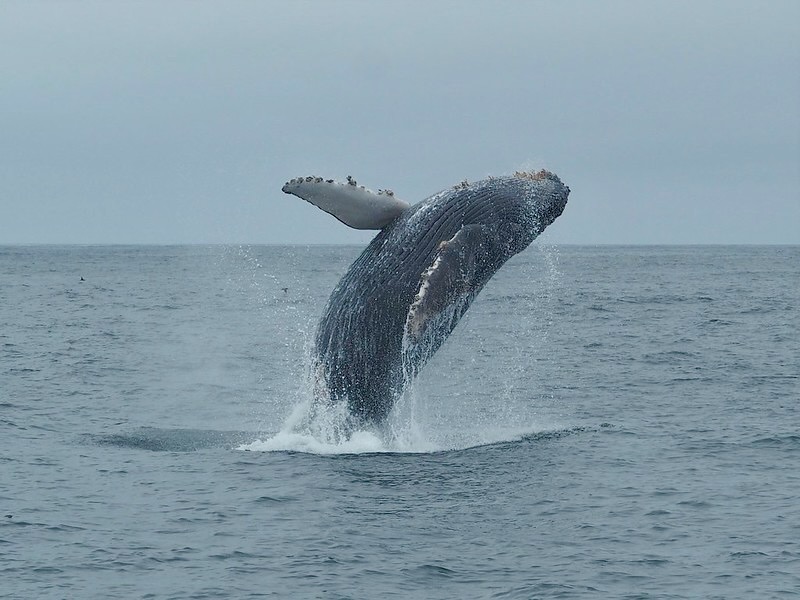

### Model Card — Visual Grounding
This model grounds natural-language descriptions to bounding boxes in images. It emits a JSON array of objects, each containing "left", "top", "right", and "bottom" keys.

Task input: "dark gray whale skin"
[{"left": 313, "top": 172, "right": 570, "bottom": 426}]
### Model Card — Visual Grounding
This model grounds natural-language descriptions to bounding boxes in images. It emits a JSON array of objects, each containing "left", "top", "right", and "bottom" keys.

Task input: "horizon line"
[{"left": 1, "top": 242, "right": 798, "bottom": 248}]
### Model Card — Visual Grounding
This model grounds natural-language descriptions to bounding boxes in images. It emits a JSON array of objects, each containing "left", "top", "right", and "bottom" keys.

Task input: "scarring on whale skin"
[{"left": 281, "top": 171, "right": 570, "bottom": 427}]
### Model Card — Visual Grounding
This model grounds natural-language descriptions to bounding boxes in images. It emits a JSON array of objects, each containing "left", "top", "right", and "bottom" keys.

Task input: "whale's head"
[
  {"left": 511, "top": 169, "right": 569, "bottom": 235},
  {"left": 462, "top": 170, "right": 569, "bottom": 261}
]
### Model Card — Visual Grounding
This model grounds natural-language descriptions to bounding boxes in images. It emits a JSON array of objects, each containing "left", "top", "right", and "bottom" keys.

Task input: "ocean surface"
[{"left": 1, "top": 244, "right": 798, "bottom": 599}]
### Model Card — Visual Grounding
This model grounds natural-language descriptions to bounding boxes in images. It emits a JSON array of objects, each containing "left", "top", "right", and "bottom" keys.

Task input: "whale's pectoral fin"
[
  {"left": 281, "top": 176, "right": 410, "bottom": 230},
  {"left": 405, "top": 224, "right": 492, "bottom": 340}
]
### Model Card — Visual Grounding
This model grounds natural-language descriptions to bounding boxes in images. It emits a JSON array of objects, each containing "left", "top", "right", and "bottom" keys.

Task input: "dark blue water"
[{"left": 1, "top": 245, "right": 798, "bottom": 598}]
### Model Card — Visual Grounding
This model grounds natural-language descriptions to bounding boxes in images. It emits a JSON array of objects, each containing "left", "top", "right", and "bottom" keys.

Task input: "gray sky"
[{"left": 1, "top": 0, "right": 798, "bottom": 245}]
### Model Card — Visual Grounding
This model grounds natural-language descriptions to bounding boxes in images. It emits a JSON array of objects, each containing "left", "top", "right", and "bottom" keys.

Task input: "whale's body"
[{"left": 282, "top": 171, "right": 569, "bottom": 428}]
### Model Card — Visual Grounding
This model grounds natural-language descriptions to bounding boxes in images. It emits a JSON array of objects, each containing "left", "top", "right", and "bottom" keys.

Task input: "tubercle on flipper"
[
  {"left": 345, "top": 175, "right": 369, "bottom": 191},
  {"left": 282, "top": 176, "right": 396, "bottom": 197}
]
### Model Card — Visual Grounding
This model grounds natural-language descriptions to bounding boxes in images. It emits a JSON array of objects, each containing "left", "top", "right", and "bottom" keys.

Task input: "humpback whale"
[{"left": 282, "top": 170, "right": 569, "bottom": 429}]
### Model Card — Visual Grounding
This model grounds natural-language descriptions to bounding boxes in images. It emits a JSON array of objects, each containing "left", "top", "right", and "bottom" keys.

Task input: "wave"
[
  {"left": 87, "top": 421, "right": 592, "bottom": 455},
  {"left": 89, "top": 428, "right": 252, "bottom": 452}
]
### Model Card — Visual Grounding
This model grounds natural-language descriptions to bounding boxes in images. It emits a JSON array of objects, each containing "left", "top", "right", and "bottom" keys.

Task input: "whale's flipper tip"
[{"left": 281, "top": 175, "right": 410, "bottom": 230}]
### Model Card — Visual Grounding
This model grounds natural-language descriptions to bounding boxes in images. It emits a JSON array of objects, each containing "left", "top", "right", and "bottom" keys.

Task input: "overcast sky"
[{"left": 1, "top": 0, "right": 798, "bottom": 244}]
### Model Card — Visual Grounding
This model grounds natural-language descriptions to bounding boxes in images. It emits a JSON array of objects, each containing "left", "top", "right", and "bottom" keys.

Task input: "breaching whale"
[{"left": 282, "top": 171, "right": 569, "bottom": 429}]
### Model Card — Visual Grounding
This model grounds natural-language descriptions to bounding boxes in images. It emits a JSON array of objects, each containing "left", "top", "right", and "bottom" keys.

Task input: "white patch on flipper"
[
  {"left": 404, "top": 224, "right": 488, "bottom": 342},
  {"left": 405, "top": 232, "right": 473, "bottom": 339},
  {"left": 406, "top": 251, "right": 446, "bottom": 338},
  {"left": 281, "top": 176, "right": 410, "bottom": 230}
]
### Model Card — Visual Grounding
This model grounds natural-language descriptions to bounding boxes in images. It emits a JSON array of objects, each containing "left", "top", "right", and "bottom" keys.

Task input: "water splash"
[
  {"left": 239, "top": 410, "right": 570, "bottom": 454},
  {"left": 242, "top": 382, "right": 441, "bottom": 453},
  {"left": 239, "top": 428, "right": 387, "bottom": 454}
]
